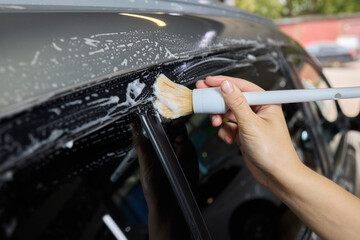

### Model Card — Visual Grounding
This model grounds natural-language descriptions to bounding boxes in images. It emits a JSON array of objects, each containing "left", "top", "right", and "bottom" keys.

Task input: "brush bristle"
[{"left": 154, "top": 74, "right": 193, "bottom": 119}]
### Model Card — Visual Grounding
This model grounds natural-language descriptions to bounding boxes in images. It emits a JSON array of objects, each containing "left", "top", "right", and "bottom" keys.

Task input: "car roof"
[
  {"left": 0, "top": 0, "right": 275, "bottom": 27},
  {"left": 0, "top": 1, "right": 296, "bottom": 118}
]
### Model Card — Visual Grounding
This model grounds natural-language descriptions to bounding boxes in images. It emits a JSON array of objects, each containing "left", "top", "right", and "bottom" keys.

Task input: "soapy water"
[
  {"left": 0, "top": 24, "right": 289, "bottom": 117},
  {"left": 0, "top": 74, "right": 149, "bottom": 174}
]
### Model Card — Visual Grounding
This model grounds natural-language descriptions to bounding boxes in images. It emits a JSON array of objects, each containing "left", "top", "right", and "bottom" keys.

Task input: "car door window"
[
  {"left": 283, "top": 50, "right": 360, "bottom": 195},
  {"left": 0, "top": 46, "right": 337, "bottom": 240},
  {"left": 0, "top": 114, "right": 195, "bottom": 240},
  {"left": 295, "top": 60, "right": 338, "bottom": 123},
  {"left": 174, "top": 47, "right": 321, "bottom": 240}
]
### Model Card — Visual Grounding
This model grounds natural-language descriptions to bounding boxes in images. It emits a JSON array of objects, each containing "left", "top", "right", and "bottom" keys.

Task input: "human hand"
[{"left": 196, "top": 76, "right": 302, "bottom": 186}]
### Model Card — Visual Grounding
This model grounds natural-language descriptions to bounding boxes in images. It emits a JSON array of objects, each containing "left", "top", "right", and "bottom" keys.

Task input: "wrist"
[{"left": 266, "top": 153, "right": 308, "bottom": 201}]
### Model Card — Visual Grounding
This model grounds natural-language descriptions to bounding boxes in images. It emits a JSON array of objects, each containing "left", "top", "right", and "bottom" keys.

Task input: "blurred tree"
[
  {"left": 282, "top": 0, "right": 320, "bottom": 16},
  {"left": 234, "top": 0, "right": 360, "bottom": 19},
  {"left": 234, "top": 0, "right": 283, "bottom": 19},
  {"left": 318, "top": 0, "right": 360, "bottom": 15}
]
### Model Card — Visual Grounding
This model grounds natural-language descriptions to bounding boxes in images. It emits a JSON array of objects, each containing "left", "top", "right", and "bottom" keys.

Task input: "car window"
[
  {"left": 0, "top": 46, "right": 329, "bottom": 240},
  {"left": 0, "top": 113, "right": 195, "bottom": 240},
  {"left": 177, "top": 48, "right": 320, "bottom": 239},
  {"left": 282, "top": 49, "right": 354, "bottom": 180},
  {"left": 0, "top": 45, "right": 290, "bottom": 240},
  {"left": 288, "top": 55, "right": 338, "bottom": 123}
]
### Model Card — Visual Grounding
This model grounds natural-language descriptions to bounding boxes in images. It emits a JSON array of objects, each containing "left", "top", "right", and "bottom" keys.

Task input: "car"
[
  {"left": 336, "top": 35, "right": 359, "bottom": 57},
  {"left": 305, "top": 41, "right": 357, "bottom": 67},
  {"left": 1, "top": 1, "right": 359, "bottom": 240}
]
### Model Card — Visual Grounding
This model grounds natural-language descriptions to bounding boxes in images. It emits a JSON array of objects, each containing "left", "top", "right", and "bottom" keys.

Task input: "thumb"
[{"left": 220, "top": 80, "right": 255, "bottom": 128}]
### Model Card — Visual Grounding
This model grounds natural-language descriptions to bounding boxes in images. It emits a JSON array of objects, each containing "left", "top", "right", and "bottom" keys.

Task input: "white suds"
[
  {"left": 89, "top": 49, "right": 105, "bottom": 55},
  {"left": 84, "top": 38, "right": 100, "bottom": 47},
  {"left": 65, "top": 100, "right": 82, "bottom": 106},
  {"left": 247, "top": 54, "right": 256, "bottom": 61},
  {"left": 30, "top": 51, "right": 40, "bottom": 66},
  {"left": 50, "top": 58, "right": 59, "bottom": 64},
  {"left": 49, "top": 108, "right": 61, "bottom": 115},
  {"left": 164, "top": 47, "right": 179, "bottom": 59},
  {"left": 88, "top": 96, "right": 120, "bottom": 106},
  {"left": 52, "top": 42, "right": 62, "bottom": 51},
  {"left": 117, "top": 79, "right": 146, "bottom": 107},
  {"left": 121, "top": 59, "right": 128, "bottom": 66},
  {"left": 91, "top": 33, "right": 118, "bottom": 38},
  {"left": 65, "top": 140, "right": 74, "bottom": 149}
]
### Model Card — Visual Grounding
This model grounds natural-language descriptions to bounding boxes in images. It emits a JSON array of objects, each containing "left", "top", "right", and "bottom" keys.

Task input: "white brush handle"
[{"left": 192, "top": 87, "right": 360, "bottom": 114}]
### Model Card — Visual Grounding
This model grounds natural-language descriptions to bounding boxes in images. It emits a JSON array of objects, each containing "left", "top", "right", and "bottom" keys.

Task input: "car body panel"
[{"left": 0, "top": 0, "right": 276, "bottom": 27}]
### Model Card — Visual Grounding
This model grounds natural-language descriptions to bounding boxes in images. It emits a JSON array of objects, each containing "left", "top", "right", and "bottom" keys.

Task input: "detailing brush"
[{"left": 154, "top": 74, "right": 360, "bottom": 119}]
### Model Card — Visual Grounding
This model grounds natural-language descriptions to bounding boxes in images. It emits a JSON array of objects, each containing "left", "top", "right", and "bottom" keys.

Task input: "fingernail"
[
  {"left": 221, "top": 80, "right": 233, "bottom": 94},
  {"left": 211, "top": 115, "right": 217, "bottom": 122}
]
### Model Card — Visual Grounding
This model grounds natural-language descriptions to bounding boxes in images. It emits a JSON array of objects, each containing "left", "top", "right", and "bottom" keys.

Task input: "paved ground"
[{"left": 323, "top": 59, "right": 360, "bottom": 117}]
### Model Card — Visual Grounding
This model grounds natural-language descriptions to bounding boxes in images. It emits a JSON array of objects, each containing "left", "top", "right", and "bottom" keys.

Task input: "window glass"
[
  {"left": 0, "top": 115, "right": 194, "bottom": 240},
  {"left": 290, "top": 55, "right": 338, "bottom": 123},
  {"left": 1, "top": 47, "right": 336, "bottom": 240},
  {"left": 181, "top": 49, "right": 318, "bottom": 239},
  {"left": 285, "top": 52, "right": 339, "bottom": 166},
  {"left": 222, "top": 49, "right": 290, "bottom": 91}
]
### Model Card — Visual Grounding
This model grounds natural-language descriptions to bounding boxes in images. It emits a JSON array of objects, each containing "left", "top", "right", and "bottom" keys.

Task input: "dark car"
[
  {"left": 1, "top": 1, "right": 359, "bottom": 240},
  {"left": 305, "top": 42, "right": 357, "bottom": 67}
]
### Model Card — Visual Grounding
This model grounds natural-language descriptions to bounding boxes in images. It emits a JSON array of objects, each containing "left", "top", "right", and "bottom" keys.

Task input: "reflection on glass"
[
  {"left": 103, "top": 214, "right": 128, "bottom": 240},
  {"left": 118, "top": 13, "right": 167, "bottom": 27},
  {"left": 298, "top": 61, "right": 338, "bottom": 122},
  {"left": 132, "top": 123, "right": 198, "bottom": 240}
]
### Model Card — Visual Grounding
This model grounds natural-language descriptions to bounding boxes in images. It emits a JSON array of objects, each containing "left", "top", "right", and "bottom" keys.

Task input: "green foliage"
[
  {"left": 234, "top": 0, "right": 360, "bottom": 19},
  {"left": 234, "top": 0, "right": 283, "bottom": 19},
  {"left": 317, "top": 0, "right": 360, "bottom": 15}
]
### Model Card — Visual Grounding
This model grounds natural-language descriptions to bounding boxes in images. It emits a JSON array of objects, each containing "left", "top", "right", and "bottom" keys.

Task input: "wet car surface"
[{"left": 1, "top": 1, "right": 360, "bottom": 239}]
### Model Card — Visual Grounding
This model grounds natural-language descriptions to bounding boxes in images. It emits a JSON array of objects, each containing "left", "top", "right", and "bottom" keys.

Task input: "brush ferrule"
[{"left": 192, "top": 88, "right": 228, "bottom": 114}]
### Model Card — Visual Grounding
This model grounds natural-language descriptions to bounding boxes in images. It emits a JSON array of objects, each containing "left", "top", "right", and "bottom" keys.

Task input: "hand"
[
  {"left": 197, "top": 76, "right": 360, "bottom": 240},
  {"left": 196, "top": 76, "right": 302, "bottom": 186}
]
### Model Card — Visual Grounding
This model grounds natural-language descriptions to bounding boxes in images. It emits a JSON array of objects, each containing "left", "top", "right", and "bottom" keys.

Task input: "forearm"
[{"left": 268, "top": 159, "right": 360, "bottom": 240}]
